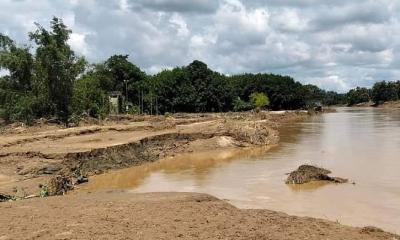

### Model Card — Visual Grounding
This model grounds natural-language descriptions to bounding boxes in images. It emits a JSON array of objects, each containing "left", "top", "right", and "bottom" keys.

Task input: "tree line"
[
  {"left": 346, "top": 81, "right": 400, "bottom": 106},
  {"left": 1, "top": 17, "right": 345, "bottom": 125}
]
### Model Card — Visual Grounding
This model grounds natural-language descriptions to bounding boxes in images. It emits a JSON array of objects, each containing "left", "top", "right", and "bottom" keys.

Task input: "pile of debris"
[
  {"left": 0, "top": 193, "right": 12, "bottom": 202},
  {"left": 40, "top": 174, "right": 88, "bottom": 197},
  {"left": 223, "top": 120, "right": 279, "bottom": 146},
  {"left": 286, "top": 165, "right": 348, "bottom": 184}
]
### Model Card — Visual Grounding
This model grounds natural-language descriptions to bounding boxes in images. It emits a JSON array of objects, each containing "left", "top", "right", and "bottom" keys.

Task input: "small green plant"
[
  {"left": 128, "top": 105, "right": 140, "bottom": 115},
  {"left": 164, "top": 112, "right": 173, "bottom": 118},
  {"left": 39, "top": 184, "right": 49, "bottom": 198}
]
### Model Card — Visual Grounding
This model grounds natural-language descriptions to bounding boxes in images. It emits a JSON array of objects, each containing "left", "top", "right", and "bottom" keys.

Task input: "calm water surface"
[{"left": 85, "top": 108, "right": 400, "bottom": 233}]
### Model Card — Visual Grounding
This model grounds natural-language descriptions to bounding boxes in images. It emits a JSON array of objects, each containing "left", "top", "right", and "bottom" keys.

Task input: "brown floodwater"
[{"left": 83, "top": 108, "right": 400, "bottom": 233}]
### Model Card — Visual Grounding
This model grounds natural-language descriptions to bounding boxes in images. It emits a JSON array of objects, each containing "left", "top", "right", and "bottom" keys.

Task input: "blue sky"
[{"left": 1, "top": 0, "right": 400, "bottom": 92}]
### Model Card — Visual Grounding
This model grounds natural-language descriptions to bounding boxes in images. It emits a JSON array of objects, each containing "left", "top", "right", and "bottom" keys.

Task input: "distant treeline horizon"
[
  {"left": 0, "top": 17, "right": 398, "bottom": 125},
  {"left": 347, "top": 81, "right": 400, "bottom": 106}
]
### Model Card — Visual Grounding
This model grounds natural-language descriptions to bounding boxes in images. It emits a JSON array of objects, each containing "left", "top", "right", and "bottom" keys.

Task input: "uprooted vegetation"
[{"left": 286, "top": 165, "right": 348, "bottom": 184}]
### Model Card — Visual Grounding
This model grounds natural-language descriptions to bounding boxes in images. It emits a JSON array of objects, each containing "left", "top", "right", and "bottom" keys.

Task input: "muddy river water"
[{"left": 84, "top": 108, "right": 400, "bottom": 233}]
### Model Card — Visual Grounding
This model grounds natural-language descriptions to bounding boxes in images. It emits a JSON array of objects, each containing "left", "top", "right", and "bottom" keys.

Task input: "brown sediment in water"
[{"left": 79, "top": 146, "right": 275, "bottom": 191}]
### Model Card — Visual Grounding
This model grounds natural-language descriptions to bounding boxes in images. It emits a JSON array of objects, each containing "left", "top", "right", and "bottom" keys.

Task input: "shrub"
[
  {"left": 250, "top": 92, "right": 269, "bottom": 109},
  {"left": 233, "top": 97, "right": 253, "bottom": 112}
]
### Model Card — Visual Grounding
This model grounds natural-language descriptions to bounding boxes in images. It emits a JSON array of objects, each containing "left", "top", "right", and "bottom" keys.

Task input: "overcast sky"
[{"left": 1, "top": 0, "right": 400, "bottom": 92}]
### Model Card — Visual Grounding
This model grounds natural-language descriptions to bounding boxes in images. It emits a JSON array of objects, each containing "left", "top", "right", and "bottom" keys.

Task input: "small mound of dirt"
[
  {"left": 224, "top": 120, "right": 279, "bottom": 145},
  {"left": 286, "top": 165, "right": 348, "bottom": 184},
  {"left": 360, "top": 226, "right": 385, "bottom": 234}
]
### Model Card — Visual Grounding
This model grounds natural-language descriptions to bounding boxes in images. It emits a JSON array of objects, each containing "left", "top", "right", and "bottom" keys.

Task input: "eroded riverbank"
[
  {"left": 78, "top": 107, "right": 400, "bottom": 234},
  {"left": 0, "top": 111, "right": 304, "bottom": 196},
  {"left": 1, "top": 109, "right": 399, "bottom": 239}
]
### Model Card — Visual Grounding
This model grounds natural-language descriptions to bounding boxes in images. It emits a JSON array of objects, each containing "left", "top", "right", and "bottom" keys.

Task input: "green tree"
[
  {"left": 371, "top": 81, "right": 399, "bottom": 104},
  {"left": 346, "top": 87, "right": 371, "bottom": 106},
  {"left": 94, "top": 55, "right": 146, "bottom": 112},
  {"left": 301, "top": 84, "right": 325, "bottom": 107},
  {"left": 322, "top": 91, "right": 346, "bottom": 106},
  {"left": 29, "top": 17, "right": 85, "bottom": 125},
  {"left": 72, "top": 73, "right": 108, "bottom": 118},
  {"left": 250, "top": 92, "right": 269, "bottom": 109},
  {"left": 1, "top": 34, "right": 37, "bottom": 123},
  {"left": 1, "top": 17, "right": 350, "bottom": 123},
  {"left": 0, "top": 34, "right": 33, "bottom": 91},
  {"left": 228, "top": 73, "right": 307, "bottom": 110}
]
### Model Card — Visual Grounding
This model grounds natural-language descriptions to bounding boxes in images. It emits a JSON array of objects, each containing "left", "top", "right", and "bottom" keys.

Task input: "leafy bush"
[
  {"left": 250, "top": 92, "right": 269, "bottom": 109},
  {"left": 233, "top": 97, "right": 253, "bottom": 112},
  {"left": 128, "top": 105, "right": 140, "bottom": 115},
  {"left": 1, "top": 94, "right": 51, "bottom": 124}
]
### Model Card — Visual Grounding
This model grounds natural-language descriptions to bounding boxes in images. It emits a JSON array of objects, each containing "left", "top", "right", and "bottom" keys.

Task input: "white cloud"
[
  {"left": 68, "top": 32, "right": 90, "bottom": 56},
  {"left": 1, "top": 0, "right": 400, "bottom": 92},
  {"left": 169, "top": 13, "right": 190, "bottom": 38},
  {"left": 271, "top": 8, "right": 309, "bottom": 32},
  {"left": 305, "top": 75, "right": 350, "bottom": 93}
]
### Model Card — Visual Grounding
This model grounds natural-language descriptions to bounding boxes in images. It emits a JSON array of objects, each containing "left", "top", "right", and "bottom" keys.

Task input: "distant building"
[{"left": 108, "top": 91, "right": 123, "bottom": 114}]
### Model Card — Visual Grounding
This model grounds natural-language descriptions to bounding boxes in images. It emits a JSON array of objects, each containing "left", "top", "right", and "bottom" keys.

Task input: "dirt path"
[{"left": 0, "top": 191, "right": 397, "bottom": 240}]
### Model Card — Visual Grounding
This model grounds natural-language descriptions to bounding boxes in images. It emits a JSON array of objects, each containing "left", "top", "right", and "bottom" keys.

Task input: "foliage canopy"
[{"left": 1, "top": 17, "right": 351, "bottom": 125}]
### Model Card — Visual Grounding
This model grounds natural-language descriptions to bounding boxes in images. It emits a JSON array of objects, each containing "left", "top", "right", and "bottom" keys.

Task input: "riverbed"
[{"left": 84, "top": 108, "right": 400, "bottom": 233}]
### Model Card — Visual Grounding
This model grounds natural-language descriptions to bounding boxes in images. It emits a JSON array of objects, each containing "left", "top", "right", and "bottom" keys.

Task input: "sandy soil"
[
  {"left": 377, "top": 101, "right": 400, "bottom": 109},
  {"left": 0, "top": 191, "right": 397, "bottom": 240},
  {"left": 0, "top": 111, "right": 304, "bottom": 196},
  {"left": 350, "top": 101, "right": 400, "bottom": 108}
]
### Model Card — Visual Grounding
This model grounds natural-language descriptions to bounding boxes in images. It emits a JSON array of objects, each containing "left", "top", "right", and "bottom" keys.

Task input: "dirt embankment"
[
  {"left": 0, "top": 191, "right": 398, "bottom": 240},
  {"left": 376, "top": 101, "right": 400, "bottom": 109},
  {"left": 350, "top": 101, "right": 400, "bottom": 108},
  {"left": 0, "top": 111, "right": 306, "bottom": 196}
]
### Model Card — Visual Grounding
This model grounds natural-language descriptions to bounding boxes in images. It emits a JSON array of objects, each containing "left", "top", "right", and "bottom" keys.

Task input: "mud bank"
[
  {"left": 0, "top": 111, "right": 304, "bottom": 196},
  {"left": 350, "top": 101, "right": 400, "bottom": 108},
  {"left": 376, "top": 101, "right": 400, "bottom": 109},
  {"left": 0, "top": 191, "right": 397, "bottom": 240}
]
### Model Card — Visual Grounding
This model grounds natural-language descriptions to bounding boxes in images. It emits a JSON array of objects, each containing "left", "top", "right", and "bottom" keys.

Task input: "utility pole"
[
  {"left": 124, "top": 80, "right": 128, "bottom": 114},
  {"left": 156, "top": 95, "right": 158, "bottom": 116},
  {"left": 150, "top": 91, "right": 153, "bottom": 115},
  {"left": 141, "top": 90, "right": 144, "bottom": 115},
  {"left": 138, "top": 89, "right": 141, "bottom": 115}
]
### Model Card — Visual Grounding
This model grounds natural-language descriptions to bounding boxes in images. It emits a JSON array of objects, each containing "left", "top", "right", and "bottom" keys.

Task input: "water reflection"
[
  {"left": 286, "top": 181, "right": 332, "bottom": 192},
  {"left": 82, "top": 146, "right": 274, "bottom": 191}
]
